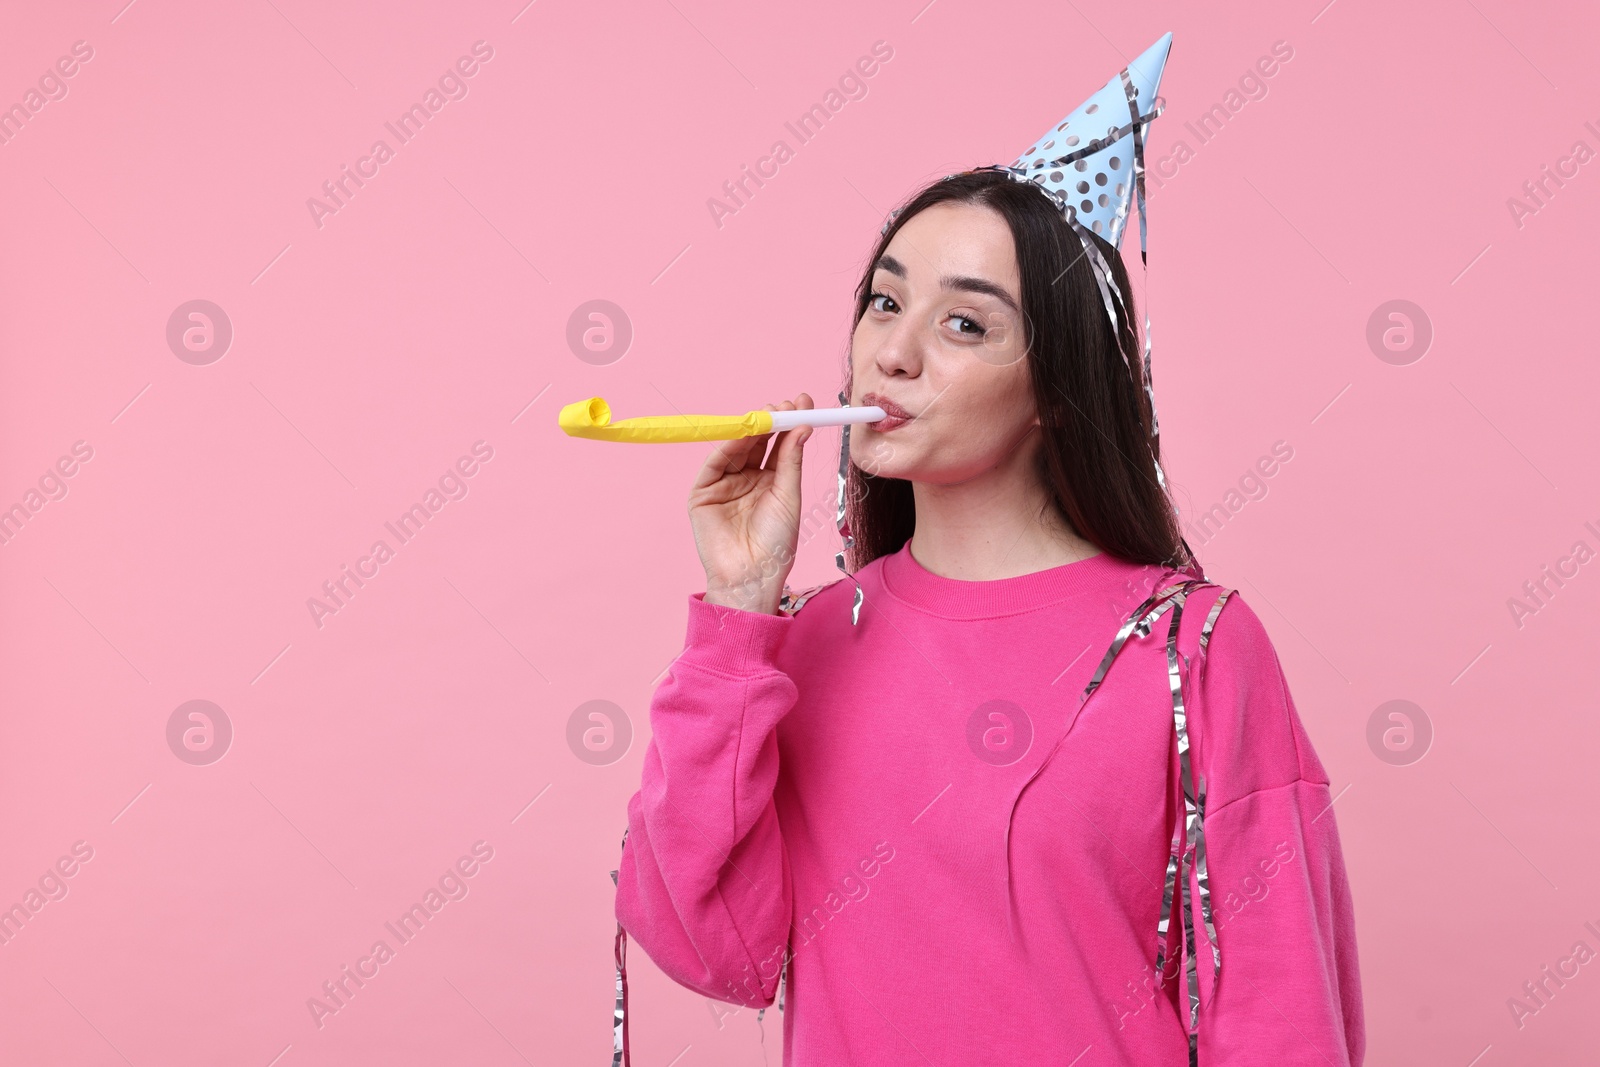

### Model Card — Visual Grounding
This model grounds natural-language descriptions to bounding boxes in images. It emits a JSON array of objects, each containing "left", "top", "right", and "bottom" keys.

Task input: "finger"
[
  {"left": 774, "top": 394, "right": 814, "bottom": 451},
  {"left": 773, "top": 415, "right": 810, "bottom": 498},
  {"left": 731, "top": 402, "right": 784, "bottom": 478},
  {"left": 763, "top": 399, "right": 798, "bottom": 470},
  {"left": 772, "top": 391, "right": 814, "bottom": 450},
  {"left": 694, "top": 427, "right": 762, "bottom": 489},
  {"left": 758, "top": 399, "right": 806, "bottom": 467}
]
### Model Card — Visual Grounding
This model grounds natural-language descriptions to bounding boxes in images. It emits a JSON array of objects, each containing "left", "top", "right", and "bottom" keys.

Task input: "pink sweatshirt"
[{"left": 614, "top": 542, "right": 1365, "bottom": 1065}]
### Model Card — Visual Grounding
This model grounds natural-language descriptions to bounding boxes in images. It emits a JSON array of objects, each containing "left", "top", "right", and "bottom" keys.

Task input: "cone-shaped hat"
[{"left": 1005, "top": 32, "right": 1172, "bottom": 252}]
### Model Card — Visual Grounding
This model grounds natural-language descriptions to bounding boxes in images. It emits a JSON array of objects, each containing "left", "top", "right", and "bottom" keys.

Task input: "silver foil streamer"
[
  {"left": 1015, "top": 95, "right": 1166, "bottom": 177},
  {"left": 984, "top": 157, "right": 1175, "bottom": 501},
  {"left": 1064, "top": 194, "right": 1171, "bottom": 498},
  {"left": 1198, "top": 589, "right": 1232, "bottom": 662},
  {"left": 754, "top": 945, "right": 790, "bottom": 1033},
  {"left": 610, "top": 827, "right": 630, "bottom": 1066},
  {"left": 774, "top": 390, "right": 866, "bottom": 623},
  {"left": 833, "top": 389, "right": 868, "bottom": 626},
  {"left": 1114, "top": 71, "right": 1153, "bottom": 261},
  {"left": 1150, "top": 582, "right": 1232, "bottom": 1066},
  {"left": 1115, "top": 70, "right": 1166, "bottom": 468},
  {"left": 1064, "top": 575, "right": 1231, "bottom": 1063},
  {"left": 779, "top": 583, "right": 829, "bottom": 617},
  {"left": 990, "top": 79, "right": 1172, "bottom": 498},
  {"left": 1166, "top": 586, "right": 1204, "bottom": 1065}
]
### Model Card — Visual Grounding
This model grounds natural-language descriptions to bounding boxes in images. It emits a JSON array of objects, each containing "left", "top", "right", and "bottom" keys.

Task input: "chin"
[{"left": 849, "top": 432, "right": 893, "bottom": 465}]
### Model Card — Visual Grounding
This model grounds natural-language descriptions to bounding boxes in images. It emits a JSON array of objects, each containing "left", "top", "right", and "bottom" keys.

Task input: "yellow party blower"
[{"left": 558, "top": 396, "right": 887, "bottom": 444}]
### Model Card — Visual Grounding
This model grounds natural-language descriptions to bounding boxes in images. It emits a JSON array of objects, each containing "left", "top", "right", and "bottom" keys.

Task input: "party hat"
[{"left": 1005, "top": 31, "right": 1172, "bottom": 252}]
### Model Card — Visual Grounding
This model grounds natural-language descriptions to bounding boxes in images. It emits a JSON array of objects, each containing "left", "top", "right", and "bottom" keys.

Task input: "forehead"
[{"left": 881, "top": 201, "right": 1020, "bottom": 292}]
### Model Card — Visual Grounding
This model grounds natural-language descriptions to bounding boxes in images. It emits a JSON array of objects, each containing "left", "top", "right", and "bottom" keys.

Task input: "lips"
[{"left": 861, "top": 392, "right": 915, "bottom": 422}]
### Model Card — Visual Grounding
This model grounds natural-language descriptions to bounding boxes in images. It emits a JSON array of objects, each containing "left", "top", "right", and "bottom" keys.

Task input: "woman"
[{"left": 611, "top": 167, "right": 1365, "bottom": 1065}]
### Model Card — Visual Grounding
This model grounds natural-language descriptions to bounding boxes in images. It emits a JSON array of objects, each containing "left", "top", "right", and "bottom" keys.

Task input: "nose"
[{"left": 868, "top": 305, "right": 925, "bottom": 382}]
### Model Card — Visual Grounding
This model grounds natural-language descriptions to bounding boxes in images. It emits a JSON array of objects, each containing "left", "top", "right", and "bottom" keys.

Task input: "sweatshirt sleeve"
[
  {"left": 1186, "top": 591, "right": 1366, "bottom": 1067},
  {"left": 613, "top": 591, "right": 798, "bottom": 1008}
]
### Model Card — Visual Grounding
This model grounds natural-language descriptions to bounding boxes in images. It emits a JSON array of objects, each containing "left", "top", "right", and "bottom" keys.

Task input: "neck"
[{"left": 907, "top": 428, "right": 1100, "bottom": 581}]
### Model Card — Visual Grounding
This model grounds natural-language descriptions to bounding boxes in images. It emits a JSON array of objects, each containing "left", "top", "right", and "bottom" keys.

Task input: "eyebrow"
[{"left": 873, "top": 254, "right": 1020, "bottom": 314}]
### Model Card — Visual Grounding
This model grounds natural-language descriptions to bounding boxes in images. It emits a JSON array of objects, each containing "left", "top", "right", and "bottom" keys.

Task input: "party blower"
[{"left": 557, "top": 396, "right": 887, "bottom": 443}]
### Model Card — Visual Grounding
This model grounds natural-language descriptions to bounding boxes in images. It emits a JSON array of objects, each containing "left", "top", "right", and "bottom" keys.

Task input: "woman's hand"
[{"left": 690, "top": 394, "right": 815, "bottom": 615}]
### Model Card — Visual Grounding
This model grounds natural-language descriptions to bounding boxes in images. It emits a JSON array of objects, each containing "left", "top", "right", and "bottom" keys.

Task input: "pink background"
[{"left": 2, "top": 0, "right": 1597, "bottom": 1063}]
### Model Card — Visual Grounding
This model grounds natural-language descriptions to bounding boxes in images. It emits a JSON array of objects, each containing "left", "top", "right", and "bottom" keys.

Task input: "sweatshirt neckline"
[{"left": 879, "top": 537, "right": 1125, "bottom": 620}]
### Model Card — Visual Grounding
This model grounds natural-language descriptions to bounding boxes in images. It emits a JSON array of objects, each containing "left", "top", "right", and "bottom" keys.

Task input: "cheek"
[
  {"left": 849, "top": 317, "right": 878, "bottom": 369},
  {"left": 918, "top": 368, "right": 1031, "bottom": 458},
  {"left": 948, "top": 361, "right": 1033, "bottom": 436},
  {"left": 972, "top": 320, "right": 1029, "bottom": 369}
]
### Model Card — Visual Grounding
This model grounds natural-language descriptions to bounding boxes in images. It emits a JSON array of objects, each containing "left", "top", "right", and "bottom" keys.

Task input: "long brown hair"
[{"left": 841, "top": 167, "right": 1195, "bottom": 573}]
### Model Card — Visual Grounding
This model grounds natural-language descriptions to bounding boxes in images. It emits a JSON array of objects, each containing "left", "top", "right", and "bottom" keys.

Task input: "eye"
[
  {"left": 946, "top": 312, "right": 985, "bottom": 338},
  {"left": 869, "top": 291, "right": 899, "bottom": 314}
]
